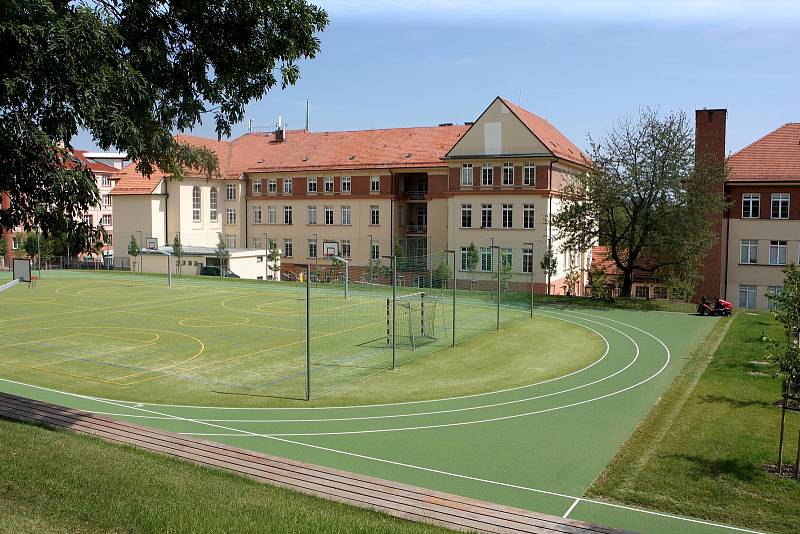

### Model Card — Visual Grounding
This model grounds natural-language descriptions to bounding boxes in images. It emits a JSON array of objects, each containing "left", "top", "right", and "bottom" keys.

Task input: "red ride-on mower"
[{"left": 697, "top": 297, "right": 733, "bottom": 317}]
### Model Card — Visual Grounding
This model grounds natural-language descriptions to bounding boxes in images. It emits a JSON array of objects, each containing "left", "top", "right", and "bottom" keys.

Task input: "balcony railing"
[
  {"left": 406, "top": 224, "right": 427, "bottom": 235},
  {"left": 406, "top": 190, "right": 427, "bottom": 200}
]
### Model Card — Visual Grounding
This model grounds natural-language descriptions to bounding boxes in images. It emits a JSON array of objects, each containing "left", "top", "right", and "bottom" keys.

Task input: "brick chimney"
[{"left": 693, "top": 108, "right": 727, "bottom": 302}]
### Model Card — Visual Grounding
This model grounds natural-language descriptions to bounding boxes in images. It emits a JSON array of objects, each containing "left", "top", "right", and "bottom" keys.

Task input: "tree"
[
  {"left": 563, "top": 267, "right": 582, "bottom": 297},
  {"left": 768, "top": 264, "right": 800, "bottom": 385},
  {"left": 436, "top": 258, "right": 452, "bottom": 289},
  {"left": 539, "top": 241, "right": 557, "bottom": 295},
  {"left": 466, "top": 242, "right": 479, "bottom": 288},
  {"left": 393, "top": 239, "right": 407, "bottom": 272},
  {"left": 1, "top": 0, "right": 328, "bottom": 246},
  {"left": 267, "top": 240, "right": 281, "bottom": 281},
  {"left": 0, "top": 236, "right": 6, "bottom": 258},
  {"left": 552, "top": 109, "right": 728, "bottom": 297},
  {"left": 495, "top": 253, "right": 513, "bottom": 290},
  {"left": 172, "top": 233, "right": 184, "bottom": 275},
  {"left": 23, "top": 232, "right": 39, "bottom": 258},
  {"left": 589, "top": 269, "right": 611, "bottom": 301},
  {"left": 215, "top": 232, "right": 230, "bottom": 278},
  {"left": 127, "top": 235, "right": 140, "bottom": 272}
]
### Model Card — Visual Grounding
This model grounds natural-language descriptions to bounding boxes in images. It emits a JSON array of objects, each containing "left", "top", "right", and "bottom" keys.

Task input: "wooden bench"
[{"left": 0, "top": 392, "right": 632, "bottom": 534}]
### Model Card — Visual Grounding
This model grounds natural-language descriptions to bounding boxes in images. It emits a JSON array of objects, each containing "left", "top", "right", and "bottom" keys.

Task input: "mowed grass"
[
  {"left": 0, "top": 418, "right": 447, "bottom": 534},
  {"left": 589, "top": 311, "right": 800, "bottom": 534},
  {"left": 0, "top": 271, "right": 603, "bottom": 407}
]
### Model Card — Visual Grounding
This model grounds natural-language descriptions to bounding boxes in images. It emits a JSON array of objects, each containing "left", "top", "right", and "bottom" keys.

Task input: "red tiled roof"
[
  {"left": 728, "top": 123, "right": 800, "bottom": 181},
  {"left": 499, "top": 98, "right": 589, "bottom": 166},
  {"left": 226, "top": 125, "right": 469, "bottom": 176},
  {"left": 73, "top": 150, "right": 120, "bottom": 174},
  {"left": 109, "top": 166, "right": 164, "bottom": 195},
  {"left": 590, "top": 246, "right": 619, "bottom": 276}
]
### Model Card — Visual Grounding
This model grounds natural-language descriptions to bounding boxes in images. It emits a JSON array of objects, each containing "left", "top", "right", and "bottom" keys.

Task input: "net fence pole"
[
  {"left": 448, "top": 250, "right": 456, "bottom": 347},
  {"left": 525, "top": 242, "right": 534, "bottom": 318},
  {"left": 494, "top": 244, "right": 500, "bottom": 331},
  {"left": 392, "top": 254, "right": 397, "bottom": 370},
  {"left": 305, "top": 263, "right": 311, "bottom": 401}
]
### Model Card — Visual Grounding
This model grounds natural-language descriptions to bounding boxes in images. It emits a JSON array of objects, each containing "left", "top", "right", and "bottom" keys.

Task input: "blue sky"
[{"left": 74, "top": 0, "right": 800, "bottom": 156}]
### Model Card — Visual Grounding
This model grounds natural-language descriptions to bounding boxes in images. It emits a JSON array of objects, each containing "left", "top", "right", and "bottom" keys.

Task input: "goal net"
[{"left": 389, "top": 291, "right": 442, "bottom": 350}]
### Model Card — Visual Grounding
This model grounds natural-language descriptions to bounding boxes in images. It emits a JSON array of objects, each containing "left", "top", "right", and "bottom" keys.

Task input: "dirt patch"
[{"left": 764, "top": 462, "right": 800, "bottom": 480}]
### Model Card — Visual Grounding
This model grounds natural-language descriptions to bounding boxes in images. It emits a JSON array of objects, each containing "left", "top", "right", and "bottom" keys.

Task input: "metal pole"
[
  {"left": 306, "top": 263, "right": 311, "bottom": 401},
  {"left": 795, "top": 427, "right": 800, "bottom": 480},
  {"left": 525, "top": 242, "right": 534, "bottom": 318},
  {"left": 167, "top": 253, "right": 172, "bottom": 286},
  {"left": 264, "top": 232, "right": 269, "bottom": 283},
  {"left": 137, "top": 230, "right": 143, "bottom": 275},
  {"left": 392, "top": 254, "right": 397, "bottom": 370},
  {"left": 448, "top": 250, "right": 456, "bottom": 347},
  {"left": 491, "top": 242, "right": 500, "bottom": 332},
  {"left": 779, "top": 394, "right": 787, "bottom": 474}
]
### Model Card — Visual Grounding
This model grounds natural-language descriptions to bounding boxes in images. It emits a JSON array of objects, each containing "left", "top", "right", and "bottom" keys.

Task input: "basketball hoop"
[{"left": 322, "top": 242, "right": 338, "bottom": 258}]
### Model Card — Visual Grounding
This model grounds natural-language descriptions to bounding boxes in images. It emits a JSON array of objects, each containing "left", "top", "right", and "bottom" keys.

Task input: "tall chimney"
[
  {"left": 275, "top": 115, "right": 285, "bottom": 142},
  {"left": 693, "top": 108, "right": 727, "bottom": 302}
]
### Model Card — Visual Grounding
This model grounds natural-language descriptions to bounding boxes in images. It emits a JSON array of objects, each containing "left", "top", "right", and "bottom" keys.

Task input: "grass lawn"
[
  {"left": 0, "top": 417, "right": 446, "bottom": 534},
  {"left": 588, "top": 311, "right": 800, "bottom": 534}
]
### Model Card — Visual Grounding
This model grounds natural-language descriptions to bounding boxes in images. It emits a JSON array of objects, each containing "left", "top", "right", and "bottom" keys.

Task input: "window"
[
  {"left": 192, "top": 186, "right": 201, "bottom": 221},
  {"left": 481, "top": 204, "right": 492, "bottom": 228},
  {"left": 501, "top": 248, "right": 512, "bottom": 269},
  {"left": 253, "top": 238, "right": 262, "bottom": 249},
  {"left": 768, "top": 286, "right": 783, "bottom": 312},
  {"left": 769, "top": 240, "right": 787, "bottom": 265},
  {"left": 634, "top": 285, "right": 650, "bottom": 299},
  {"left": 341, "top": 176, "right": 351, "bottom": 192},
  {"left": 480, "top": 247, "right": 492, "bottom": 271},
  {"left": 307, "top": 177, "right": 317, "bottom": 193},
  {"left": 252, "top": 206, "right": 262, "bottom": 224},
  {"left": 283, "top": 178, "right": 293, "bottom": 194},
  {"left": 268, "top": 205, "right": 276, "bottom": 224},
  {"left": 502, "top": 204, "right": 513, "bottom": 228},
  {"left": 397, "top": 205, "right": 405, "bottom": 226},
  {"left": 771, "top": 193, "right": 789, "bottom": 219},
  {"left": 268, "top": 178, "right": 277, "bottom": 193},
  {"left": 342, "top": 205, "right": 351, "bottom": 225},
  {"left": 324, "top": 206, "right": 334, "bottom": 225},
  {"left": 83, "top": 214, "right": 94, "bottom": 226},
  {"left": 341, "top": 240, "right": 351, "bottom": 258},
  {"left": 226, "top": 234, "right": 236, "bottom": 248},
  {"left": 107, "top": 234, "right": 113, "bottom": 246},
  {"left": 461, "top": 164, "right": 473, "bottom": 186},
  {"left": 741, "top": 193, "right": 759, "bottom": 218},
  {"left": 654, "top": 286, "right": 668, "bottom": 300},
  {"left": 371, "top": 243, "right": 380, "bottom": 260},
  {"left": 523, "top": 162, "right": 536, "bottom": 186},
  {"left": 370, "top": 205, "right": 380, "bottom": 225},
  {"left": 226, "top": 208, "right": 237, "bottom": 225},
  {"left": 739, "top": 284, "right": 757, "bottom": 309},
  {"left": 308, "top": 240, "right": 317, "bottom": 258},
  {"left": 371, "top": 176, "right": 380, "bottom": 192},
  {"left": 102, "top": 194, "right": 111, "bottom": 206},
  {"left": 740, "top": 239, "right": 758, "bottom": 264},
  {"left": 209, "top": 187, "right": 218, "bottom": 221},
  {"left": 283, "top": 206, "right": 293, "bottom": 224},
  {"left": 460, "top": 247, "right": 469, "bottom": 271},
  {"left": 253, "top": 179, "right": 261, "bottom": 194},
  {"left": 481, "top": 164, "right": 493, "bottom": 186},
  {"left": 284, "top": 239, "right": 293, "bottom": 257},
  {"left": 461, "top": 204, "right": 472, "bottom": 228},
  {"left": 307, "top": 205, "right": 317, "bottom": 225},
  {"left": 101, "top": 175, "right": 111, "bottom": 187},
  {"left": 101, "top": 214, "right": 112, "bottom": 226},
  {"left": 522, "top": 248, "right": 533, "bottom": 274},
  {"left": 325, "top": 176, "right": 334, "bottom": 192},
  {"left": 502, "top": 163, "right": 514, "bottom": 186},
  {"left": 12, "top": 236, "right": 19, "bottom": 250},
  {"left": 523, "top": 204, "right": 535, "bottom": 229},
  {"left": 226, "top": 183, "right": 236, "bottom": 200}
]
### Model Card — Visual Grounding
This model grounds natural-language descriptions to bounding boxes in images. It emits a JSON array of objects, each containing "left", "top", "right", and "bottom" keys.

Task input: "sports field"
[{"left": 0, "top": 270, "right": 764, "bottom": 533}]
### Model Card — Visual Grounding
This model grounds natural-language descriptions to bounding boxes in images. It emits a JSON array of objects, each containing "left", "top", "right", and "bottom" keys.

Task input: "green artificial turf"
[
  {"left": 588, "top": 311, "right": 800, "bottom": 534},
  {"left": 0, "top": 271, "right": 602, "bottom": 407},
  {"left": 0, "top": 418, "right": 447, "bottom": 534}
]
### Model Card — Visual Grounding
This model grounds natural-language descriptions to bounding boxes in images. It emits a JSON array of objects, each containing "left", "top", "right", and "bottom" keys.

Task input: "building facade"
[{"left": 111, "top": 97, "right": 592, "bottom": 290}]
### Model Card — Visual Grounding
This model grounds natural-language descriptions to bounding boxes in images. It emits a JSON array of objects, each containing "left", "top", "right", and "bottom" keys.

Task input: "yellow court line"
[
  {"left": 0, "top": 359, "right": 122, "bottom": 385},
  {"left": 120, "top": 318, "right": 386, "bottom": 386},
  {"left": 122, "top": 309, "right": 298, "bottom": 332},
  {"left": 0, "top": 332, "right": 87, "bottom": 350},
  {"left": 108, "top": 330, "right": 205, "bottom": 382},
  {"left": 31, "top": 341, "right": 161, "bottom": 369}
]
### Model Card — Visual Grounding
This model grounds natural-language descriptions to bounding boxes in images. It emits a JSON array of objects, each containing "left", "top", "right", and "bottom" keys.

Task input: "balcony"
[
  {"left": 405, "top": 190, "right": 427, "bottom": 201},
  {"left": 406, "top": 224, "right": 427, "bottom": 235}
]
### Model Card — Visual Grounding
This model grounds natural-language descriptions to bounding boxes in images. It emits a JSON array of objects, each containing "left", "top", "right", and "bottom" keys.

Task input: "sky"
[{"left": 73, "top": 0, "right": 800, "bottom": 156}]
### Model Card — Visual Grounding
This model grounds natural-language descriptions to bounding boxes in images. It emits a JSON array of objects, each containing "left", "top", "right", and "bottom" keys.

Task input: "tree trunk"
[{"left": 620, "top": 269, "right": 634, "bottom": 297}]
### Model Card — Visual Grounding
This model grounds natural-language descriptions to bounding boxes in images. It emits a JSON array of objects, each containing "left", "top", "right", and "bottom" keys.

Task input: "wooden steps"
[{"left": 0, "top": 392, "right": 632, "bottom": 533}]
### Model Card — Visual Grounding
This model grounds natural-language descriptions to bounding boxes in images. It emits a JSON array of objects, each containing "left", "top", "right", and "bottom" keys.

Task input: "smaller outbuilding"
[{"left": 139, "top": 246, "right": 280, "bottom": 281}]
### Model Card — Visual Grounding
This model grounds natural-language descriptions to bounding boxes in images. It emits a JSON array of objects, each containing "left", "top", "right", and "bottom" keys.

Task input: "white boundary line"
[
  {"left": 563, "top": 498, "right": 580, "bottom": 518},
  {"left": 0, "top": 377, "right": 765, "bottom": 534}
]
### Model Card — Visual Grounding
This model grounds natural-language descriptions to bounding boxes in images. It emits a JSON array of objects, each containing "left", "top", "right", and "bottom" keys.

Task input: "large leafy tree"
[
  {"left": 1, "top": 0, "right": 328, "bottom": 249},
  {"left": 552, "top": 109, "right": 727, "bottom": 297}
]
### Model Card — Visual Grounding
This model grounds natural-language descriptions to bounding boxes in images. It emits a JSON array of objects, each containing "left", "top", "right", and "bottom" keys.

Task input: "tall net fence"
[{"left": 296, "top": 244, "right": 537, "bottom": 399}]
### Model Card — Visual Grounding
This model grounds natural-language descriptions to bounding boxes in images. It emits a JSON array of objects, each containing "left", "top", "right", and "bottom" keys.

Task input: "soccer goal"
[{"left": 388, "top": 292, "right": 442, "bottom": 350}]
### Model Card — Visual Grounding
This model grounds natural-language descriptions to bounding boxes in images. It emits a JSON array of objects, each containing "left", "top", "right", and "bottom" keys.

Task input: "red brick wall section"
[
  {"left": 428, "top": 173, "right": 448, "bottom": 195},
  {"left": 694, "top": 109, "right": 727, "bottom": 302},
  {"left": 728, "top": 184, "right": 800, "bottom": 220},
  {"left": 351, "top": 175, "right": 369, "bottom": 195},
  {"left": 535, "top": 165, "right": 549, "bottom": 189},
  {"left": 448, "top": 167, "right": 460, "bottom": 191}
]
